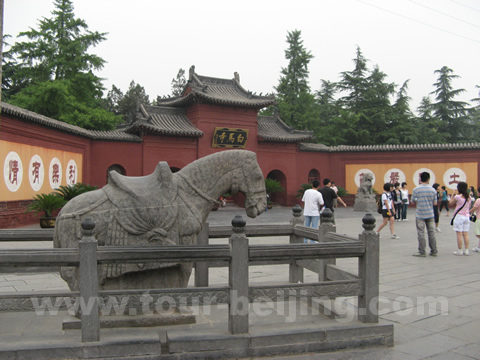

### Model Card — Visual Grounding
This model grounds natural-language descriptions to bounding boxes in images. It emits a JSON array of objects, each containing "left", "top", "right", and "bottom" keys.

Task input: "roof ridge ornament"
[{"left": 189, "top": 65, "right": 195, "bottom": 81}]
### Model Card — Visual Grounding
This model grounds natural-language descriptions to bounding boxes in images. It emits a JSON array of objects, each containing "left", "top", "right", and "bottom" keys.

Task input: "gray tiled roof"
[
  {"left": 124, "top": 104, "right": 203, "bottom": 137},
  {"left": 257, "top": 115, "right": 313, "bottom": 143},
  {"left": 1, "top": 102, "right": 142, "bottom": 142},
  {"left": 299, "top": 142, "right": 480, "bottom": 152},
  {"left": 156, "top": 66, "right": 275, "bottom": 109}
]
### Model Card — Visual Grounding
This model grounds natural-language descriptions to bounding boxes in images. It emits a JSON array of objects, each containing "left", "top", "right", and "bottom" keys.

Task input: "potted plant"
[
  {"left": 25, "top": 193, "right": 67, "bottom": 228},
  {"left": 265, "top": 178, "right": 284, "bottom": 208}
]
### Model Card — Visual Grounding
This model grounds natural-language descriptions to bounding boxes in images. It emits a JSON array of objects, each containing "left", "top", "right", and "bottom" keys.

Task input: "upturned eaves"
[
  {"left": 156, "top": 69, "right": 275, "bottom": 109},
  {"left": 1, "top": 102, "right": 142, "bottom": 142},
  {"left": 124, "top": 104, "right": 203, "bottom": 138},
  {"left": 257, "top": 115, "right": 313, "bottom": 143}
]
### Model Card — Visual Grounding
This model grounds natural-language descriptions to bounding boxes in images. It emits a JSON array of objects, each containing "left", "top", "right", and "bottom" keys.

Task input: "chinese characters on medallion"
[{"left": 3, "top": 152, "right": 78, "bottom": 193}]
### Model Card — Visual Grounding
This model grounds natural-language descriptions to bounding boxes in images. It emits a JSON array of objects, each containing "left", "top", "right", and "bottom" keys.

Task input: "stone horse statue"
[{"left": 54, "top": 150, "right": 266, "bottom": 291}]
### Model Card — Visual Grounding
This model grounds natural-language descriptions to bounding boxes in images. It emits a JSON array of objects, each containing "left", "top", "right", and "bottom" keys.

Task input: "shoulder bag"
[{"left": 451, "top": 198, "right": 468, "bottom": 226}]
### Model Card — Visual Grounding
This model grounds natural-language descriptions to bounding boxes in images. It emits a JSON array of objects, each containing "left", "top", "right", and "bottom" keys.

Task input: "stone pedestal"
[{"left": 353, "top": 194, "right": 377, "bottom": 212}]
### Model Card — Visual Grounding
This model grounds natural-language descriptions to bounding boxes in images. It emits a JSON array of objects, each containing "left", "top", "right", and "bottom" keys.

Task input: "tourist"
[
  {"left": 432, "top": 183, "right": 441, "bottom": 232},
  {"left": 439, "top": 186, "right": 450, "bottom": 217},
  {"left": 400, "top": 182, "right": 409, "bottom": 221},
  {"left": 376, "top": 183, "right": 399, "bottom": 239},
  {"left": 469, "top": 187, "right": 480, "bottom": 252},
  {"left": 331, "top": 181, "right": 338, "bottom": 208},
  {"left": 411, "top": 172, "right": 438, "bottom": 257},
  {"left": 469, "top": 186, "right": 476, "bottom": 204},
  {"left": 319, "top": 178, "right": 347, "bottom": 225},
  {"left": 449, "top": 182, "right": 471, "bottom": 256},
  {"left": 393, "top": 183, "right": 402, "bottom": 221},
  {"left": 302, "top": 180, "right": 324, "bottom": 243}
]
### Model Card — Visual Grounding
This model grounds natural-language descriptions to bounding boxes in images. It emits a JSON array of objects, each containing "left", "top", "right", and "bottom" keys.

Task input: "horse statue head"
[
  {"left": 229, "top": 152, "right": 267, "bottom": 218},
  {"left": 176, "top": 150, "right": 267, "bottom": 220}
]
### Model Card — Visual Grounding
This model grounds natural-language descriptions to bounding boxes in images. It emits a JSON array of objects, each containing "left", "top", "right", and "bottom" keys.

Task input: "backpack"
[{"left": 377, "top": 194, "right": 384, "bottom": 214}]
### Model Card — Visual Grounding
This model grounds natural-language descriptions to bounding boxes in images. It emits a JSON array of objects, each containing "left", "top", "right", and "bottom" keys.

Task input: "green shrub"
[
  {"left": 54, "top": 182, "right": 98, "bottom": 201},
  {"left": 25, "top": 193, "right": 67, "bottom": 217},
  {"left": 265, "top": 178, "right": 284, "bottom": 196},
  {"left": 296, "top": 183, "right": 312, "bottom": 198}
]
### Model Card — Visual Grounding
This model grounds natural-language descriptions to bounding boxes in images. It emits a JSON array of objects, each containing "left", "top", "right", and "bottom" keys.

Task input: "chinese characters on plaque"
[{"left": 212, "top": 127, "right": 248, "bottom": 149}]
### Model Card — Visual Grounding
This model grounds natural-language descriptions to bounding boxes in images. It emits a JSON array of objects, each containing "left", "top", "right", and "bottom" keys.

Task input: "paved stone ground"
[{"left": 1, "top": 205, "right": 480, "bottom": 359}]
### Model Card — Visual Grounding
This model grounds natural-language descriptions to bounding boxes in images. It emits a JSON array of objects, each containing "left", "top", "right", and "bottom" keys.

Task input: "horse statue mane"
[{"left": 54, "top": 150, "right": 266, "bottom": 291}]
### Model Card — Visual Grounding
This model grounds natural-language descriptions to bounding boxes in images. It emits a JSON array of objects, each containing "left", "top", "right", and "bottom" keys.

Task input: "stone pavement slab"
[{"left": 1, "top": 206, "right": 480, "bottom": 359}]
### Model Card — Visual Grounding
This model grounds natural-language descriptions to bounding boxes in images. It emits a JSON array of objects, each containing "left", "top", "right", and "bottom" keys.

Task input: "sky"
[{"left": 3, "top": 0, "right": 480, "bottom": 113}]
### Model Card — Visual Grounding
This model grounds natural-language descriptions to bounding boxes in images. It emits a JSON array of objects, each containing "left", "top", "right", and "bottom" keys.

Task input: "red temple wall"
[
  {"left": 187, "top": 104, "right": 258, "bottom": 158},
  {"left": 2, "top": 110, "right": 480, "bottom": 227},
  {"left": 88, "top": 141, "right": 143, "bottom": 186}
]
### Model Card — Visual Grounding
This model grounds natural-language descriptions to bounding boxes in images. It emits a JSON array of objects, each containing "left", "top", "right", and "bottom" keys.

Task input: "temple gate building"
[{"left": 1, "top": 66, "right": 479, "bottom": 227}]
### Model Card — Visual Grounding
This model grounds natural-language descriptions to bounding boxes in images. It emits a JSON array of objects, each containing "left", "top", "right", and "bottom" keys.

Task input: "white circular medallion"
[
  {"left": 413, "top": 168, "right": 436, "bottom": 187},
  {"left": 354, "top": 168, "right": 376, "bottom": 188},
  {"left": 3, "top": 151, "right": 23, "bottom": 192},
  {"left": 29, "top": 155, "right": 44, "bottom": 191},
  {"left": 49, "top": 157, "right": 62, "bottom": 190},
  {"left": 383, "top": 168, "right": 406, "bottom": 185},
  {"left": 66, "top": 159, "right": 78, "bottom": 185},
  {"left": 443, "top": 168, "right": 467, "bottom": 191}
]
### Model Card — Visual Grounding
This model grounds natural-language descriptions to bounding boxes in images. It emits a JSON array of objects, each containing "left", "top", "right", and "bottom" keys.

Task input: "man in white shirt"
[{"left": 302, "top": 180, "right": 324, "bottom": 243}]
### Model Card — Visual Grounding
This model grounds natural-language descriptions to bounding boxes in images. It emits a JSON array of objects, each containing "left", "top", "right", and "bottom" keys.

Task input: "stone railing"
[{"left": 0, "top": 206, "right": 380, "bottom": 344}]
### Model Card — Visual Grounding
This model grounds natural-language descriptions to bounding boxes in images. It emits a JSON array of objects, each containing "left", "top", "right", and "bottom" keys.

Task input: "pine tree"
[
  {"left": 275, "top": 30, "right": 315, "bottom": 129},
  {"left": 415, "top": 96, "right": 446, "bottom": 144},
  {"left": 430, "top": 66, "right": 470, "bottom": 142},
  {"left": 388, "top": 80, "right": 418, "bottom": 144},
  {"left": 171, "top": 68, "right": 187, "bottom": 96},
  {"left": 337, "top": 47, "right": 396, "bottom": 145},
  {"left": 6, "top": 0, "right": 119, "bottom": 130}
]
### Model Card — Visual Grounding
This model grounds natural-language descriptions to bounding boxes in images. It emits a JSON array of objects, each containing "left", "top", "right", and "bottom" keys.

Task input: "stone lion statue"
[{"left": 357, "top": 173, "right": 373, "bottom": 195}]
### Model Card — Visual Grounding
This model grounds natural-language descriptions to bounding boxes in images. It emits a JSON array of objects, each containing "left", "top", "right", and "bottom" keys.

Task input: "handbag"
[
  {"left": 470, "top": 214, "right": 477, "bottom": 222},
  {"left": 451, "top": 199, "right": 468, "bottom": 226}
]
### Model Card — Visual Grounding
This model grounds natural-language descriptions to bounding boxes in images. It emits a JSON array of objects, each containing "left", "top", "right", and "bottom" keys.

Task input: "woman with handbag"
[
  {"left": 449, "top": 182, "right": 471, "bottom": 256},
  {"left": 469, "top": 187, "right": 480, "bottom": 252}
]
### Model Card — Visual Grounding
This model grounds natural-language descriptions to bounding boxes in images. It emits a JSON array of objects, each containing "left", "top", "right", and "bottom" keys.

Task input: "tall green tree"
[
  {"left": 415, "top": 96, "right": 446, "bottom": 144},
  {"left": 430, "top": 66, "right": 470, "bottom": 142},
  {"left": 337, "top": 47, "right": 369, "bottom": 113},
  {"left": 387, "top": 80, "right": 418, "bottom": 144},
  {"left": 9, "top": 0, "right": 106, "bottom": 86},
  {"left": 102, "top": 81, "right": 150, "bottom": 123},
  {"left": 5, "top": 0, "right": 119, "bottom": 130},
  {"left": 337, "top": 47, "right": 396, "bottom": 145},
  {"left": 275, "top": 30, "right": 315, "bottom": 129},
  {"left": 171, "top": 68, "right": 186, "bottom": 96},
  {"left": 467, "top": 85, "right": 480, "bottom": 139}
]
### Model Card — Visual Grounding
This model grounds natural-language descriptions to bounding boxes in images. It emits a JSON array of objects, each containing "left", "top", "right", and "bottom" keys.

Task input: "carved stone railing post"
[
  {"left": 358, "top": 212, "right": 379, "bottom": 323},
  {"left": 319, "top": 208, "right": 335, "bottom": 241},
  {"left": 194, "top": 222, "right": 209, "bottom": 287},
  {"left": 79, "top": 218, "right": 100, "bottom": 342},
  {"left": 229, "top": 215, "right": 249, "bottom": 334},
  {"left": 289, "top": 205, "right": 304, "bottom": 283},
  {"left": 318, "top": 208, "right": 336, "bottom": 281}
]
